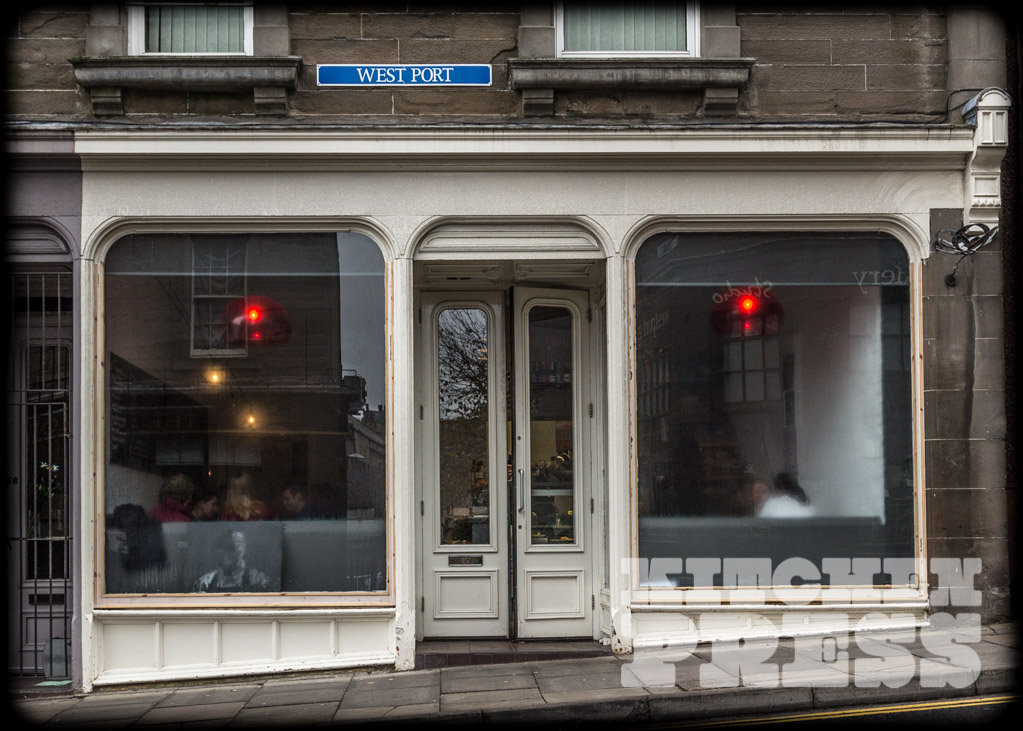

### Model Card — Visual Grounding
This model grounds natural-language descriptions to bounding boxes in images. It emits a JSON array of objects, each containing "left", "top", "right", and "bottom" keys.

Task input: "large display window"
[
  {"left": 102, "top": 232, "right": 387, "bottom": 596},
  {"left": 635, "top": 232, "right": 915, "bottom": 588}
]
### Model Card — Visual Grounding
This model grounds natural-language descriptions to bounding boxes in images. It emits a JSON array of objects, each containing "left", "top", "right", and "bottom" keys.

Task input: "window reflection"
[
  {"left": 437, "top": 308, "right": 490, "bottom": 545},
  {"left": 103, "top": 233, "right": 387, "bottom": 594},
  {"left": 636, "top": 233, "right": 914, "bottom": 587}
]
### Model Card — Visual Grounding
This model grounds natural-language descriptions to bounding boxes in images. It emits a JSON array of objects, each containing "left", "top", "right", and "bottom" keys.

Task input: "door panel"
[
  {"left": 513, "top": 288, "right": 593, "bottom": 638},
  {"left": 418, "top": 293, "right": 508, "bottom": 637}
]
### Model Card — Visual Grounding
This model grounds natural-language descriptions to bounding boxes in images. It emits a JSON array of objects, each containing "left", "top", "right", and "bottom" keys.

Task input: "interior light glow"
[
  {"left": 248, "top": 307, "right": 262, "bottom": 321},
  {"left": 738, "top": 295, "right": 758, "bottom": 314}
]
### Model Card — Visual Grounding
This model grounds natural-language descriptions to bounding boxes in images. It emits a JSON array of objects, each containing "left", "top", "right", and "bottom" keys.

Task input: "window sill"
[
  {"left": 508, "top": 57, "right": 755, "bottom": 116},
  {"left": 72, "top": 55, "right": 301, "bottom": 116}
]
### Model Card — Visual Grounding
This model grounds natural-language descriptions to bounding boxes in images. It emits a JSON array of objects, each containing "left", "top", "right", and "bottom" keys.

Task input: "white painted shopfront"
[{"left": 73, "top": 97, "right": 1008, "bottom": 689}]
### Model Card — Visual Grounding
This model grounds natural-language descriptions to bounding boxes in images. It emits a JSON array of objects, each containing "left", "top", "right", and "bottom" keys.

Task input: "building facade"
[{"left": 5, "top": 3, "right": 1015, "bottom": 692}]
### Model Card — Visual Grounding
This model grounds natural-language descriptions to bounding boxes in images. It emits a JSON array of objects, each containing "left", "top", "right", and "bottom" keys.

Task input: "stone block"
[
  {"left": 973, "top": 338, "right": 1005, "bottom": 390},
  {"left": 340, "top": 684, "right": 439, "bottom": 709},
  {"left": 292, "top": 38, "right": 399, "bottom": 64},
  {"left": 5, "top": 61, "right": 77, "bottom": 90},
  {"left": 925, "top": 488, "right": 1009, "bottom": 539},
  {"left": 555, "top": 91, "right": 625, "bottom": 116},
  {"left": 922, "top": 338, "right": 970, "bottom": 391},
  {"left": 254, "top": 4, "right": 288, "bottom": 26},
  {"left": 926, "top": 537, "right": 1011, "bottom": 597},
  {"left": 923, "top": 389, "right": 970, "bottom": 440},
  {"left": 452, "top": 13, "right": 519, "bottom": 39},
  {"left": 756, "top": 64, "right": 865, "bottom": 91},
  {"left": 392, "top": 88, "right": 517, "bottom": 115},
  {"left": 5, "top": 89, "right": 89, "bottom": 116},
  {"left": 924, "top": 438, "right": 1007, "bottom": 491},
  {"left": 834, "top": 89, "right": 946, "bottom": 115},
  {"left": 520, "top": 3, "right": 552, "bottom": 26},
  {"left": 17, "top": 11, "right": 89, "bottom": 38},
  {"left": 949, "top": 59, "right": 1008, "bottom": 92},
  {"left": 741, "top": 40, "right": 831, "bottom": 64},
  {"left": 518, "top": 25, "right": 556, "bottom": 58},
  {"left": 890, "top": 12, "right": 947, "bottom": 41},
  {"left": 738, "top": 14, "right": 892, "bottom": 41},
  {"left": 704, "top": 25, "right": 741, "bottom": 57},
  {"left": 6, "top": 37, "right": 86, "bottom": 65},
  {"left": 362, "top": 13, "right": 453, "bottom": 40},
  {"left": 757, "top": 90, "right": 837, "bottom": 115},
  {"left": 84, "top": 24, "right": 125, "bottom": 57},
  {"left": 156, "top": 684, "right": 260, "bottom": 708},
  {"left": 970, "top": 389, "right": 1006, "bottom": 440},
  {"left": 865, "top": 64, "right": 946, "bottom": 91},
  {"left": 398, "top": 38, "right": 517, "bottom": 64},
  {"left": 922, "top": 295, "right": 1003, "bottom": 340},
  {"left": 948, "top": 8, "right": 1007, "bottom": 62},
  {"left": 833, "top": 39, "right": 947, "bottom": 65},
  {"left": 253, "top": 25, "right": 291, "bottom": 56},
  {"left": 122, "top": 89, "right": 189, "bottom": 115},
  {"left": 288, "top": 12, "right": 361, "bottom": 40},
  {"left": 961, "top": 252, "right": 1004, "bottom": 297},
  {"left": 623, "top": 90, "right": 702, "bottom": 117}
]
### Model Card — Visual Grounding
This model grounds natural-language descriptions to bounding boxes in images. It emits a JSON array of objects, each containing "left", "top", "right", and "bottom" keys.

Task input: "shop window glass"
[
  {"left": 635, "top": 232, "right": 914, "bottom": 587},
  {"left": 103, "top": 233, "right": 387, "bottom": 595}
]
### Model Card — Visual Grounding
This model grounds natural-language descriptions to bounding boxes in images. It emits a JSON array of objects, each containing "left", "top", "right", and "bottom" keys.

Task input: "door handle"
[{"left": 518, "top": 468, "right": 524, "bottom": 513}]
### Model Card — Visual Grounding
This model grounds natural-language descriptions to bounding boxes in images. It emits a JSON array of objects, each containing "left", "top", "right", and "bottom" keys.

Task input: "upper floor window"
[
  {"left": 557, "top": 1, "right": 699, "bottom": 57},
  {"left": 127, "top": 2, "right": 254, "bottom": 55}
]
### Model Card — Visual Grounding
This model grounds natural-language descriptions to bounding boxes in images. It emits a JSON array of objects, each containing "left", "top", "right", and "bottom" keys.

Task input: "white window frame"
[
  {"left": 555, "top": 1, "right": 700, "bottom": 58},
  {"left": 127, "top": 2, "right": 254, "bottom": 56}
]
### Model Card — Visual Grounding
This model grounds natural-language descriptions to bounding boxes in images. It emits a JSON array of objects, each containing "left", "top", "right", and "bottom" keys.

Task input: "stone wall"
[{"left": 739, "top": 4, "right": 948, "bottom": 119}]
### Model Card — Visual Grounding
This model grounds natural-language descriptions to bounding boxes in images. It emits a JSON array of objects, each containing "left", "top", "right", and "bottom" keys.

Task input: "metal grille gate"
[{"left": 7, "top": 271, "right": 73, "bottom": 677}]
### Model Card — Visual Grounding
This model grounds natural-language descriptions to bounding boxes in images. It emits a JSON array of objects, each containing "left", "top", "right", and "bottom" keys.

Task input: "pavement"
[{"left": 9, "top": 622, "right": 1018, "bottom": 728}]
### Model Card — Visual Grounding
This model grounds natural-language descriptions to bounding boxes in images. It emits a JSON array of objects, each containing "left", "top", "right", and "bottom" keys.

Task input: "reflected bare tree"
[{"left": 437, "top": 308, "right": 490, "bottom": 543}]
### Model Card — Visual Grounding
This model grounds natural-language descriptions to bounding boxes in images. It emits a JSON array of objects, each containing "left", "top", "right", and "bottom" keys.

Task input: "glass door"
[
  {"left": 418, "top": 292, "right": 508, "bottom": 637},
  {"left": 513, "top": 287, "right": 593, "bottom": 638}
]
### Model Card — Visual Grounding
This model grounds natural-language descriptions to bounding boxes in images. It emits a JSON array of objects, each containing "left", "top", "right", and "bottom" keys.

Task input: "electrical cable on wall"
[{"left": 932, "top": 223, "right": 999, "bottom": 286}]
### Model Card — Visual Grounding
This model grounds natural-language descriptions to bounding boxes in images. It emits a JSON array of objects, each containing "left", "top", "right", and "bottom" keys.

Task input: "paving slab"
[
  {"left": 530, "top": 656, "right": 624, "bottom": 676},
  {"left": 48, "top": 701, "right": 161, "bottom": 725},
  {"left": 440, "top": 662, "right": 535, "bottom": 680},
  {"left": 348, "top": 669, "right": 439, "bottom": 691},
  {"left": 331, "top": 705, "right": 393, "bottom": 723},
  {"left": 442, "top": 671, "right": 538, "bottom": 694},
  {"left": 11, "top": 697, "right": 80, "bottom": 724},
  {"left": 535, "top": 670, "right": 632, "bottom": 694},
  {"left": 75, "top": 689, "right": 170, "bottom": 706},
  {"left": 229, "top": 700, "right": 339, "bottom": 727},
  {"left": 440, "top": 687, "right": 544, "bottom": 712},
  {"left": 339, "top": 684, "right": 440, "bottom": 709},
  {"left": 244, "top": 677, "right": 350, "bottom": 708},
  {"left": 136, "top": 700, "right": 247, "bottom": 725},
  {"left": 156, "top": 684, "right": 261, "bottom": 708}
]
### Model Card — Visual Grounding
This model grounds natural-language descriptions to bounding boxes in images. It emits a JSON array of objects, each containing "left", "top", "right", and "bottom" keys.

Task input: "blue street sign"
[{"left": 317, "top": 64, "right": 492, "bottom": 87}]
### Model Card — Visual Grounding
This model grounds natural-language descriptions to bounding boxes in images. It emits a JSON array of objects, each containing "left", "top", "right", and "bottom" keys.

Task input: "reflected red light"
[
  {"left": 738, "top": 295, "right": 758, "bottom": 314},
  {"left": 251, "top": 332, "right": 261, "bottom": 340},
  {"left": 247, "top": 307, "right": 262, "bottom": 322},
  {"left": 743, "top": 320, "right": 752, "bottom": 330}
]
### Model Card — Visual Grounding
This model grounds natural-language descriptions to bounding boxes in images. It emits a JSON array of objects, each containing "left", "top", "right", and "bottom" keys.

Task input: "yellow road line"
[{"left": 672, "top": 694, "right": 1017, "bottom": 728}]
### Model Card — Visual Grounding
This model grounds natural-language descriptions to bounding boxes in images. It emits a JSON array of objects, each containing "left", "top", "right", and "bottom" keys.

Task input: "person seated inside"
[
  {"left": 279, "top": 483, "right": 317, "bottom": 520},
  {"left": 754, "top": 472, "right": 814, "bottom": 518},
  {"left": 192, "top": 529, "right": 272, "bottom": 592},
  {"left": 148, "top": 473, "right": 194, "bottom": 522},
  {"left": 190, "top": 486, "right": 220, "bottom": 522},
  {"left": 220, "top": 471, "right": 274, "bottom": 521}
]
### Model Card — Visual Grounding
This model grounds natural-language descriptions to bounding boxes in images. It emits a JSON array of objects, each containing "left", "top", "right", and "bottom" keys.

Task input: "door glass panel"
[
  {"left": 437, "top": 308, "right": 491, "bottom": 545},
  {"left": 527, "top": 306, "right": 575, "bottom": 545}
]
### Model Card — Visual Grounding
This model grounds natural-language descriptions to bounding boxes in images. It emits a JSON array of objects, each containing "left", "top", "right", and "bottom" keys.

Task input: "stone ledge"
[
  {"left": 71, "top": 56, "right": 301, "bottom": 116},
  {"left": 508, "top": 57, "right": 755, "bottom": 116}
]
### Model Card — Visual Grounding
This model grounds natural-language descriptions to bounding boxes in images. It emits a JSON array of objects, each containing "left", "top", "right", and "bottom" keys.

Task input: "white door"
[
  {"left": 417, "top": 287, "right": 594, "bottom": 639},
  {"left": 512, "top": 287, "right": 593, "bottom": 638},
  {"left": 418, "top": 293, "right": 509, "bottom": 637}
]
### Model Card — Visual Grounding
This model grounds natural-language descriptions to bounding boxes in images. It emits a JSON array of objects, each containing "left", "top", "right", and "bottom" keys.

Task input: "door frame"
[{"left": 415, "top": 284, "right": 603, "bottom": 641}]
